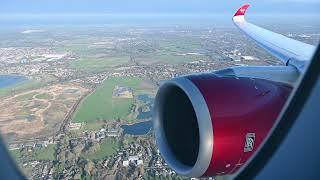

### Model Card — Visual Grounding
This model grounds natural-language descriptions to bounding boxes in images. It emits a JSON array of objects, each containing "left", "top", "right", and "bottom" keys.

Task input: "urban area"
[{"left": 0, "top": 22, "right": 318, "bottom": 180}]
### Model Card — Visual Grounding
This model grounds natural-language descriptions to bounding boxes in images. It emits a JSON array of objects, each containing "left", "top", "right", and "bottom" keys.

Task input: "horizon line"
[{"left": 1, "top": 12, "right": 320, "bottom": 17}]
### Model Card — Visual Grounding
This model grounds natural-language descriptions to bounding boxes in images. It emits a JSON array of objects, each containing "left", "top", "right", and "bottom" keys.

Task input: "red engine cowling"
[{"left": 153, "top": 73, "right": 292, "bottom": 177}]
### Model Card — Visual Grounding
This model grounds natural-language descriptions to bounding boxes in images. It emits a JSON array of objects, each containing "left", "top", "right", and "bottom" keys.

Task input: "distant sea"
[{"left": 0, "top": 75, "right": 26, "bottom": 88}]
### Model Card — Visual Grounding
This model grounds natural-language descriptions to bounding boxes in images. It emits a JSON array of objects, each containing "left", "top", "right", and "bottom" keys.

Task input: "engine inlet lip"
[{"left": 153, "top": 76, "right": 214, "bottom": 177}]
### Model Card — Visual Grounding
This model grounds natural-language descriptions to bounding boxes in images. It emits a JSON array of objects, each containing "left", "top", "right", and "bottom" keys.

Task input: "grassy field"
[
  {"left": 0, "top": 77, "right": 56, "bottom": 98},
  {"left": 35, "top": 144, "right": 56, "bottom": 161},
  {"left": 136, "top": 54, "right": 210, "bottom": 64},
  {"left": 83, "top": 122, "right": 105, "bottom": 131},
  {"left": 85, "top": 138, "right": 119, "bottom": 160},
  {"left": 158, "top": 40, "right": 202, "bottom": 53},
  {"left": 123, "top": 136, "right": 136, "bottom": 146},
  {"left": 160, "top": 54, "right": 209, "bottom": 64},
  {"left": 9, "top": 149, "right": 22, "bottom": 161},
  {"left": 71, "top": 57, "right": 129, "bottom": 72},
  {"left": 72, "top": 77, "right": 141, "bottom": 122},
  {"left": 0, "top": 80, "right": 34, "bottom": 97},
  {"left": 9, "top": 144, "right": 56, "bottom": 163},
  {"left": 15, "top": 92, "right": 38, "bottom": 101},
  {"left": 131, "top": 38, "right": 208, "bottom": 64},
  {"left": 35, "top": 93, "right": 53, "bottom": 100},
  {"left": 57, "top": 41, "right": 105, "bottom": 56}
]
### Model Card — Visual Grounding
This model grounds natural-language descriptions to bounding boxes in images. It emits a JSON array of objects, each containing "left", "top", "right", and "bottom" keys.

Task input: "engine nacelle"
[{"left": 153, "top": 73, "right": 292, "bottom": 177}]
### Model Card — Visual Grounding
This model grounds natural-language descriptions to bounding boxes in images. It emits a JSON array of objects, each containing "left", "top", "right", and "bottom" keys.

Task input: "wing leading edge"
[{"left": 233, "top": 4, "right": 316, "bottom": 72}]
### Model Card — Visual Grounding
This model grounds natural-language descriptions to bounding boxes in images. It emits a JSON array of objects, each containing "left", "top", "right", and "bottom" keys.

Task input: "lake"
[
  {"left": 137, "top": 107, "right": 153, "bottom": 120},
  {"left": 0, "top": 75, "right": 26, "bottom": 88},
  {"left": 121, "top": 120, "right": 153, "bottom": 135},
  {"left": 137, "top": 94, "right": 154, "bottom": 120},
  {"left": 137, "top": 94, "right": 154, "bottom": 104}
]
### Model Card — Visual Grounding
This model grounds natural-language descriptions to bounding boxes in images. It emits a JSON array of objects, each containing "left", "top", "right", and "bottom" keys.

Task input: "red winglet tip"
[{"left": 234, "top": 4, "right": 250, "bottom": 17}]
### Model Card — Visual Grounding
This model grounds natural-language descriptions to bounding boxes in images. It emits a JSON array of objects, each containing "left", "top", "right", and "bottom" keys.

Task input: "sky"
[
  {"left": 1, "top": 0, "right": 320, "bottom": 15},
  {"left": 1, "top": 0, "right": 319, "bottom": 26}
]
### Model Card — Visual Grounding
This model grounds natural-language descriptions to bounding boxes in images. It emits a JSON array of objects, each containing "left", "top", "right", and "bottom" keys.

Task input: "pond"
[
  {"left": 137, "top": 94, "right": 154, "bottom": 120},
  {"left": 137, "top": 94, "right": 154, "bottom": 104},
  {"left": 121, "top": 120, "right": 153, "bottom": 135}
]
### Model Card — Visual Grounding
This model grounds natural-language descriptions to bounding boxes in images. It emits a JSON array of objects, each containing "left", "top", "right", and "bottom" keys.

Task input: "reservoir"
[
  {"left": 137, "top": 94, "right": 154, "bottom": 104},
  {"left": 137, "top": 94, "right": 154, "bottom": 120},
  {"left": 0, "top": 75, "right": 26, "bottom": 88},
  {"left": 121, "top": 120, "right": 153, "bottom": 135},
  {"left": 121, "top": 94, "right": 154, "bottom": 135}
]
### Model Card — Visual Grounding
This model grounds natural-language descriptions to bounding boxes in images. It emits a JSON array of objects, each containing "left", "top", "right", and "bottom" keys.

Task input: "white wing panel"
[{"left": 233, "top": 4, "right": 316, "bottom": 71}]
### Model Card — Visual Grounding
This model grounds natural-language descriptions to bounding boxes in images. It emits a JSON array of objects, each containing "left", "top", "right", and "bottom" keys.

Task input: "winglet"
[{"left": 233, "top": 4, "right": 250, "bottom": 17}]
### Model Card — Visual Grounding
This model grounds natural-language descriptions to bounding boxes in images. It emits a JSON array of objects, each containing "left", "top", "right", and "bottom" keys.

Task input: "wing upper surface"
[{"left": 233, "top": 4, "right": 316, "bottom": 71}]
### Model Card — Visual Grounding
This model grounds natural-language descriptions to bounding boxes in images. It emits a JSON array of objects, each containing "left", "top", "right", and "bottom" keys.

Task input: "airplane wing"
[{"left": 233, "top": 4, "right": 316, "bottom": 72}]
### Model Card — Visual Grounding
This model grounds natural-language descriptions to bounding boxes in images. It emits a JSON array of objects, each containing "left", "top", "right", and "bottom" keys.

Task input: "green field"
[
  {"left": 35, "top": 93, "right": 53, "bottom": 100},
  {"left": 57, "top": 40, "right": 105, "bottom": 56},
  {"left": 72, "top": 77, "right": 141, "bottom": 122},
  {"left": 9, "top": 144, "right": 56, "bottom": 163},
  {"left": 144, "top": 54, "right": 209, "bottom": 64},
  {"left": 9, "top": 149, "right": 22, "bottom": 161},
  {"left": 0, "top": 79, "right": 34, "bottom": 97},
  {"left": 158, "top": 40, "right": 202, "bottom": 53},
  {"left": 130, "top": 38, "right": 208, "bottom": 64},
  {"left": 83, "top": 122, "right": 105, "bottom": 131},
  {"left": 0, "top": 76, "right": 56, "bottom": 98},
  {"left": 15, "top": 92, "right": 37, "bottom": 101},
  {"left": 71, "top": 57, "right": 129, "bottom": 72},
  {"left": 35, "top": 144, "right": 56, "bottom": 161},
  {"left": 85, "top": 138, "right": 119, "bottom": 160}
]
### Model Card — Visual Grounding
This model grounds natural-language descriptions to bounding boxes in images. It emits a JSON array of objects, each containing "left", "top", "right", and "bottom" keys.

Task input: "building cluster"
[
  {"left": 91, "top": 128, "right": 121, "bottom": 141},
  {"left": 68, "top": 122, "right": 83, "bottom": 130},
  {"left": 0, "top": 47, "right": 70, "bottom": 64},
  {"left": 112, "top": 85, "right": 133, "bottom": 98},
  {"left": 110, "top": 61, "right": 215, "bottom": 82},
  {"left": 27, "top": 162, "right": 54, "bottom": 180},
  {"left": 122, "top": 155, "right": 144, "bottom": 167},
  {"left": 8, "top": 137, "right": 55, "bottom": 152},
  {"left": 100, "top": 140, "right": 151, "bottom": 174},
  {"left": 0, "top": 59, "right": 77, "bottom": 80},
  {"left": 67, "top": 126, "right": 122, "bottom": 146},
  {"left": 79, "top": 128, "right": 121, "bottom": 142},
  {"left": 40, "top": 164, "right": 54, "bottom": 180},
  {"left": 0, "top": 26, "right": 290, "bottom": 180}
]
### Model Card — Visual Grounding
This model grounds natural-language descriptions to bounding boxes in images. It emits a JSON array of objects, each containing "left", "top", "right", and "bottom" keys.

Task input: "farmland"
[
  {"left": 84, "top": 138, "right": 119, "bottom": 160},
  {"left": 71, "top": 57, "right": 130, "bottom": 72},
  {"left": 9, "top": 144, "right": 56, "bottom": 163},
  {"left": 72, "top": 77, "right": 141, "bottom": 123}
]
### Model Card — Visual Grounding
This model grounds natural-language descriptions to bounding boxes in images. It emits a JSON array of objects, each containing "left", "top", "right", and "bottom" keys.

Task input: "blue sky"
[{"left": 1, "top": 0, "right": 319, "bottom": 15}]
